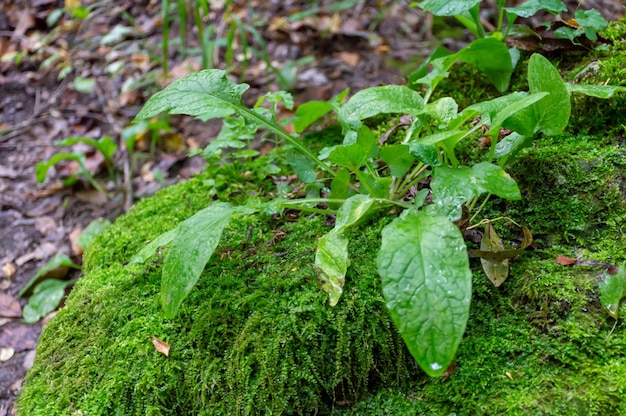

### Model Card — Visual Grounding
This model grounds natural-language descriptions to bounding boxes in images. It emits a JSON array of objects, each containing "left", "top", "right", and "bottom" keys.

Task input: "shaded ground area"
[{"left": 0, "top": 0, "right": 623, "bottom": 413}]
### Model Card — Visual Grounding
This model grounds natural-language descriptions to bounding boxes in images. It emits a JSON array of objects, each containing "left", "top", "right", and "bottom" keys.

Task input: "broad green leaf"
[
  {"left": 413, "top": 55, "right": 456, "bottom": 95},
  {"left": 135, "top": 70, "right": 249, "bottom": 122},
  {"left": 456, "top": 38, "right": 513, "bottom": 93},
  {"left": 128, "top": 228, "right": 178, "bottom": 266},
  {"left": 464, "top": 92, "right": 529, "bottom": 124},
  {"left": 328, "top": 143, "right": 367, "bottom": 171},
  {"left": 377, "top": 210, "right": 472, "bottom": 376},
  {"left": 425, "top": 97, "right": 458, "bottom": 127},
  {"left": 328, "top": 168, "right": 353, "bottom": 205},
  {"left": 19, "top": 253, "right": 81, "bottom": 297},
  {"left": 408, "top": 143, "right": 441, "bottom": 166},
  {"left": 356, "top": 125, "right": 378, "bottom": 157},
  {"left": 285, "top": 150, "right": 318, "bottom": 183},
  {"left": 479, "top": 223, "right": 509, "bottom": 287},
  {"left": 380, "top": 145, "right": 414, "bottom": 177},
  {"left": 528, "top": 53, "right": 570, "bottom": 136},
  {"left": 599, "top": 264, "right": 626, "bottom": 320},
  {"left": 334, "top": 194, "right": 377, "bottom": 232},
  {"left": 554, "top": 27, "right": 579, "bottom": 42},
  {"left": 416, "top": 0, "right": 481, "bottom": 16},
  {"left": 469, "top": 162, "right": 521, "bottom": 200},
  {"left": 161, "top": 202, "right": 234, "bottom": 318},
  {"left": 495, "top": 132, "right": 532, "bottom": 165},
  {"left": 315, "top": 230, "right": 349, "bottom": 306},
  {"left": 77, "top": 219, "right": 112, "bottom": 250},
  {"left": 431, "top": 162, "right": 520, "bottom": 220},
  {"left": 566, "top": 83, "right": 626, "bottom": 99},
  {"left": 504, "top": 0, "right": 567, "bottom": 18},
  {"left": 292, "top": 101, "right": 333, "bottom": 133},
  {"left": 22, "top": 279, "right": 76, "bottom": 323},
  {"left": 338, "top": 85, "right": 424, "bottom": 124},
  {"left": 362, "top": 175, "right": 393, "bottom": 199},
  {"left": 486, "top": 92, "right": 548, "bottom": 136}
]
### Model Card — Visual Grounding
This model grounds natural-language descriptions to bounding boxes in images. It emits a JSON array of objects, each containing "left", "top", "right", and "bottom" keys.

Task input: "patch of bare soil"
[{"left": 0, "top": 0, "right": 623, "bottom": 414}]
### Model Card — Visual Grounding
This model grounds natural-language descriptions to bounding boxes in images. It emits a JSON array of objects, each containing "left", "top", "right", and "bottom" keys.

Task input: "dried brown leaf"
[
  {"left": 556, "top": 256, "right": 577, "bottom": 266},
  {"left": 151, "top": 336, "right": 170, "bottom": 357},
  {"left": 0, "top": 294, "right": 22, "bottom": 318}
]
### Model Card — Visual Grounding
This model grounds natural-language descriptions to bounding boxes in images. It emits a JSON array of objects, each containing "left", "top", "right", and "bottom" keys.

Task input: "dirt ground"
[{"left": 0, "top": 0, "right": 623, "bottom": 414}]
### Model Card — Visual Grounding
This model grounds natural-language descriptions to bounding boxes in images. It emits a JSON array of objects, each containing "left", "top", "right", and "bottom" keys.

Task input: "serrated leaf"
[
  {"left": 599, "top": 265, "right": 626, "bottom": 320},
  {"left": 380, "top": 145, "right": 414, "bottom": 177},
  {"left": 377, "top": 210, "right": 472, "bottom": 376},
  {"left": 315, "top": 230, "right": 349, "bottom": 306},
  {"left": 480, "top": 223, "right": 509, "bottom": 287},
  {"left": 135, "top": 70, "right": 249, "bottom": 122},
  {"left": 566, "top": 83, "right": 626, "bottom": 99},
  {"left": 528, "top": 53, "right": 570, "bottom": 136},
  {"left": 416, "top": 0, "right": 481, "bottom": 16},
  {"left": 161, "top": 202, "right": 234, "bottom": 318},
  {"left": 504, "top": 0, "right": 567, "bottom": 18}
]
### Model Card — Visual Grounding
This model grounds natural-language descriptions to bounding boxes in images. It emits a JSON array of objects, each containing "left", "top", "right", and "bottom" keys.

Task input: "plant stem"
[{"left": 239, "top": 107, "right": 335, "bottom": 176}]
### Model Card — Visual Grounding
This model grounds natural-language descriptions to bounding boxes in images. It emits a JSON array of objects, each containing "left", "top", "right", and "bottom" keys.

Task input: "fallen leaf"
[
  {"left": 0, "top": 294, "right": 22, "bottom": 318},
  {"left": 556, "top": 256, "right": 577, "bottom": 266},
  {"left": 337, "top": 51, "right": 360, "bottom": 68},
  {"left": 152, "top": 336, "right": 170, "bottom": 357},
  {"left": 69, "top": 227, "right": 83, "bottom": 256},
  {"left": 0, "top": 347, "right": 15, "bottom": 362},
  {"left": 2, "top": 263, "right": 16, "bottom": 278}
]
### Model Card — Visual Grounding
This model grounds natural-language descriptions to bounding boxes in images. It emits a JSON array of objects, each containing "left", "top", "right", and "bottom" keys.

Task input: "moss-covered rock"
[{"left": 18, "top": 18, "right": 626, "bottom": 416}]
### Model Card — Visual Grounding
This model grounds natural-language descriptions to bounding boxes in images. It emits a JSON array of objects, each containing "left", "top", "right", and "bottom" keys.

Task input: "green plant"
[
  {"left": 36, "top": 136, "right": 118, "bottom": 197},
  {"left": 409, "top": 0, "right": 609, "bottom": 92},
  {"left": 131, "top": 52, "right": 625, "bottom": 376}
]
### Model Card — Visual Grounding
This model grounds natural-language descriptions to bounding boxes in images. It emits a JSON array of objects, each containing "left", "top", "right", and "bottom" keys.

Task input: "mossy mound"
[{"left": 18, "top": 19, "right": 626, "bottom": 416}]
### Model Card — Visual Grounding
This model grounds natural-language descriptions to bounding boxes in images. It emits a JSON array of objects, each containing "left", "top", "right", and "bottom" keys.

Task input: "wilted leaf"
[
  {"left": 315, "top": 230, "right": 349, "bottom": 306},
  {"left": 151, "top": 336, "right": 170, "bottom": 356},
  {"left": 480, "top": 223, "right": 509, "bottom": 287},
  {"left": 556, "top": 256, "right": 577, "bottom": 266}
]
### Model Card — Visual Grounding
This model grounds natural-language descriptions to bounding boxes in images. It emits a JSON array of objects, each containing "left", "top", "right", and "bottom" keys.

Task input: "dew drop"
[{"left": 430, "top": 362, "right": 442, "bottom": 371}]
